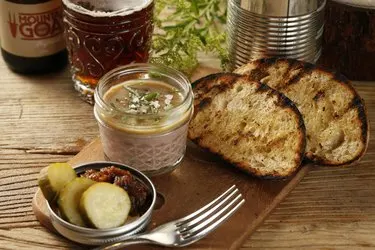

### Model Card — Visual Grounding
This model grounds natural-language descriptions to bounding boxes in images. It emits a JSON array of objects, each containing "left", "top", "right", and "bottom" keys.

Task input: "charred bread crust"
[
  {"left": 192, "top": 72, "right": 238, "bottom": 105},
  {"left": 191, "top": 72, "right": 236, "bottom": 89},
  {"left": 189, "top": 73, "right": 307, "bottom": 178},
  {"left": 235, "top": 57, "right": 369, "bottom": 166},
  {"left": 192, "top": 73, "right": 240, "bottom": 115}
]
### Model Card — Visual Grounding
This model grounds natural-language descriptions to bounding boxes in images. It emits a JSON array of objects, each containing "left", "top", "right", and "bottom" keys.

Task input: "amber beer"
[
  {"left": 0, "top": 0, "right": 67, "bottom": 74},
  {"left": 62, "top": 0, "right": 154, "bottom": 104}
]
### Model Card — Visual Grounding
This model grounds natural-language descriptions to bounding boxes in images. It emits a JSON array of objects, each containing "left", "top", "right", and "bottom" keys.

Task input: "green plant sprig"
[{"left": 151, "top": 0, "right": 228, "bottom": 76}]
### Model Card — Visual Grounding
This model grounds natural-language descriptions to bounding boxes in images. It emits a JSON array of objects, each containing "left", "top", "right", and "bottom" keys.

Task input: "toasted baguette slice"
[
  {"left": 235, "top": 58, "right": 369, "bottom": 165},
  {"left": 189, "top": 73, "right": 306, "bottom": 178}
]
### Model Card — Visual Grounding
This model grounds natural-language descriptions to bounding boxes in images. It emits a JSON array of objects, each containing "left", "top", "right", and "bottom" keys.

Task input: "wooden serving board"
[
  {"left": 33, "top": 138, "right": 312, "bottom": 249},
  {"left": 32, "top": 64, "right": 312, "bottom": 249}
]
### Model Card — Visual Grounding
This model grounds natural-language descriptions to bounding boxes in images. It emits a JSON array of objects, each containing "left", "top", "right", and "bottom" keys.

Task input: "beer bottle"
[{"left": 0, "top": 0, "right": 67, "bottom": 74}]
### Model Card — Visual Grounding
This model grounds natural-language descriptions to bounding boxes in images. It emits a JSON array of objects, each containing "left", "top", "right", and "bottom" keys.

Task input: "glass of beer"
[{"left": 62, "top": 0, "right": 154, "bottom": 104}]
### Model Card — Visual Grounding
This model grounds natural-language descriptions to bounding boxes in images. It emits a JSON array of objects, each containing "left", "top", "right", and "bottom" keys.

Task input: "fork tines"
[{"left": 176, "top": 185, "right": 245, "bottom": 243}]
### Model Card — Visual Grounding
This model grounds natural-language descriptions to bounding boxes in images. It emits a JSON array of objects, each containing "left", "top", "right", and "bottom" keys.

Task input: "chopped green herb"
[
  {"left": 109, "top": 81, "right": 181, "bottom": 117},
  {"left": 124, "top": 86, "right": 138, "bottom": 96},
  {"left": 144, "top": 92, "right": 159, "bottom": 101}
]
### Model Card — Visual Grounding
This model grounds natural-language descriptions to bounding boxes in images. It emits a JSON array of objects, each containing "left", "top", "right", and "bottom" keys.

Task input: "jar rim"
[
  {"left": 62, "top": 0, "right": 153, "bottom": 18},
  {"left": 63, "top": 7, "right": 153, "bottom": 28}
]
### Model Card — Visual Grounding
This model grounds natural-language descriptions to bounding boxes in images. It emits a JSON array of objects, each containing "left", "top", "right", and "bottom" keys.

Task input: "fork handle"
[{"left": 93, "top": 238, "right": 151, "bottom": 250}]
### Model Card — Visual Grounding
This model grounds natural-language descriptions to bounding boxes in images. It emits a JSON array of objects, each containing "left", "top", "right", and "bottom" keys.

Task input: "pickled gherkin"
[
  {"left": 80, "top": 182, "right": 131, "bottom": 229},
  {"left": 38, "top": 163, "right": 77, "bottom": 202},
  {"left": 58, "top": 177, "right": 96, "bottom": 227}
]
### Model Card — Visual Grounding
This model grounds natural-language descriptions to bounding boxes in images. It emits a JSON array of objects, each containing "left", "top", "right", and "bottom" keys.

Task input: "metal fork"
[{"left": 95, "top": 185, "right": 245, "bottom": 249}]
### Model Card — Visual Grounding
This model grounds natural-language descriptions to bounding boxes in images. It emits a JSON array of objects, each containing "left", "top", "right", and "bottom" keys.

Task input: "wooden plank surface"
[
  {"left": 0, "top": 54, "right": 375, "bottom": 249},
  {"left": 32, "top": 139, "right": 312, "bottom": 249}
]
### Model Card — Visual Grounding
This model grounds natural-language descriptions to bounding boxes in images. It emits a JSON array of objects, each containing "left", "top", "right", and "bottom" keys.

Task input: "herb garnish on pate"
[{"left": 110, "top": 82, "right": 181, "bottom": 115}]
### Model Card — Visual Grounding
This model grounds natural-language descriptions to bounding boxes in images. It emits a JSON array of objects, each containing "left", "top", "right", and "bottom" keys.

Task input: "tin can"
[{"left": 227, "top": 0, "right": 326, "bottom": 69}]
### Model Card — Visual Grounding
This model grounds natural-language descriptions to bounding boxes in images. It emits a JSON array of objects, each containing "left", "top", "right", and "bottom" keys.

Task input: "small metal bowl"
[{"left": 46, "top": 161, "right": 156, "bottom": 245}]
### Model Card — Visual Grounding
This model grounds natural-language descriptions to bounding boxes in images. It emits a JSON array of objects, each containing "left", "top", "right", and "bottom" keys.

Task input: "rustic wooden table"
[{"left": 0, "top": 55, "right": 374, "bottom": 249}]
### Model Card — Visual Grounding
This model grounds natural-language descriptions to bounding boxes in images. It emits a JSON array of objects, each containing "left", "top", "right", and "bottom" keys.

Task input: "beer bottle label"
[{"left": 0, "top": 0, "right": 65, "bottom": 58}]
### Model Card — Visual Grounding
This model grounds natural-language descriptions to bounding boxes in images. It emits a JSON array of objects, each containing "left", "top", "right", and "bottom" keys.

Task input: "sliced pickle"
[
  {"left": 38, "top": 163, "right": 77, "bottom": 202},
  {"left": 80, "top": 182, "right": 131, "bottom": 229},
  {"left": 58, "top": 177, "right": 96, "bottom": 227}
]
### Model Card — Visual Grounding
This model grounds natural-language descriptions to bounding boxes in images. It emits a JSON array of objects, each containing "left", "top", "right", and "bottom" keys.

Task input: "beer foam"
[{"left": 62, "top": 0, "right": 153, "bottom": 17}]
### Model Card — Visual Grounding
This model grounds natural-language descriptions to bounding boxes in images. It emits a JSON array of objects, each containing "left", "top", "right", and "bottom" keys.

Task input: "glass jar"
[
  {"left": 94, "top": 64, "right": 193, "bottom": 176},
  {"left": 62, "top": 0, "right": 154, "bottom": 104}
]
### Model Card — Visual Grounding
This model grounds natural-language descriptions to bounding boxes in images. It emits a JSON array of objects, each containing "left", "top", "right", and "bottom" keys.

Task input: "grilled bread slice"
[
  {"left": 235, "top": 58, "right": 369, "bottom": 165},
  {"left": 188, "top": 73, "right": 306, "bottom": 178}
]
